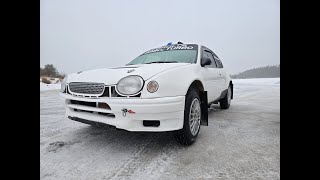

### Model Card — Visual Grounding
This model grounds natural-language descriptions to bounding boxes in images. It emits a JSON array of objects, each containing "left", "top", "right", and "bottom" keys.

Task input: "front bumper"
[{"left": 60, "top": 93, "right": 185, "bottom": 132}]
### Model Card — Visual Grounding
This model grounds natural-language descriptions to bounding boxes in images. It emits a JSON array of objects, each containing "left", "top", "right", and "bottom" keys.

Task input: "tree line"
[
  {"left": 231, "top": 64, "right": 280, "bottom": 79},
  {"left": 40, "top": 64, "right": 65, "bottom": 79}
]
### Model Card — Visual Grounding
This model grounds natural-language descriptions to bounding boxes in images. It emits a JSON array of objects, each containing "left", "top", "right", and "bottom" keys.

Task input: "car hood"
[{"left": 67, "top": 63, "right": 191, "bottom": 85}]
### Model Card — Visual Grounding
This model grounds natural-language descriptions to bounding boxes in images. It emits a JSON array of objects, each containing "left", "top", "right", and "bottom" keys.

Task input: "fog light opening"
[
  {"left": 143, "top": 120, "right": 160, "bottom": 127},
  {"left": 98, "top": 102, "right": 111, "bottom": 109}
]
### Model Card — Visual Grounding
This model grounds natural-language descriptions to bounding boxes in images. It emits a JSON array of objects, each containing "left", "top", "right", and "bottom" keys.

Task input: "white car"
[{"left": 60, "top": 43, "right": 233, "bottom": 145}]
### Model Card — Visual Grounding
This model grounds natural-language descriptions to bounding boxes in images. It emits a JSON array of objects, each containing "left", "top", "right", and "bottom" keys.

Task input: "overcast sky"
[{"left": 40, "top": 0, "right": 279, "bottom": 74}]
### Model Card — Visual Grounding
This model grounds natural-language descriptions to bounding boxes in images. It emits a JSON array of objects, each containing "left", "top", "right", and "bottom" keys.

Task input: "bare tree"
[{"left": 41, "top": 64, "right": 58, "bottom": 77}]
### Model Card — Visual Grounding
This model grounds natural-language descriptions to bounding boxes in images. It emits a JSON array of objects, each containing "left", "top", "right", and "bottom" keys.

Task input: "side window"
[
  {"left": 212, "top": 58, "right": 220, "bottom": 68},
  {"left": 219, "top": 60, "right": 223, "bottom": 68},
  {"left": 217, "top": 59, "right": 223, "bottom": 68},
  {"left": 203, "top": 50, "right": 217, "bottom": 68},
  {"left": 213, "top": 56, "right": 223, "bottom": 68}
]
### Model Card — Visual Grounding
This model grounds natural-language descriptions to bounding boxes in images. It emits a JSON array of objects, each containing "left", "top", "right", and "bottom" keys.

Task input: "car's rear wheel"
[
  {"left": 220, "top": 85, "right": 232, "bottom": 109},
  {"left": 174, "top": 88, "right": 201, "bottom": 145}
]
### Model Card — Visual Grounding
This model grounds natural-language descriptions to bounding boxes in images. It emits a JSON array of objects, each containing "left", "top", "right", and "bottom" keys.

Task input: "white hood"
[{"left": 67, "top": 63, "right": 191, "bottom": 85}]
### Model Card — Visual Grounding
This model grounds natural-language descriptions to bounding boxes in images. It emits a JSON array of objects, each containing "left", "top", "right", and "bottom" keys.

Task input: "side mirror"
[{"left": 201, "top": 57, "right": 212, "bottom": 67}]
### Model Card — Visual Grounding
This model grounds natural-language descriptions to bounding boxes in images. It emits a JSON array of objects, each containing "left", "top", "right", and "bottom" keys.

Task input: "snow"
[
  {"left": 40, "top": 82, "right": 61, "bottom": 92},
  {"left": 40, "top": 78, "right": 280, "bottom": 179},
  {"left": 233, "top": 78, "right": 280, "bottom": 86},
  {"left": 40, "top": 77, "right": 61, "bottom": 91}
]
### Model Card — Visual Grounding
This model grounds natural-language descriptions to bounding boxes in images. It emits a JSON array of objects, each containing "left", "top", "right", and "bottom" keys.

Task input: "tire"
[
  {"left": 220, "top": 85, "right": 232, "bottom": 109},
  {"left": 174, "top": 88, "right": 201, "bottom": 145}
]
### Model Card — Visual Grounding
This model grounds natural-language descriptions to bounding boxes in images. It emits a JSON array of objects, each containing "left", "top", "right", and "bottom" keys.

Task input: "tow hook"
[
  {"left": 121, "top": 108, "right": 127, "bottom": 117},
  {"left": 121, "top": 108, "right": 135, "bottom": 117}
]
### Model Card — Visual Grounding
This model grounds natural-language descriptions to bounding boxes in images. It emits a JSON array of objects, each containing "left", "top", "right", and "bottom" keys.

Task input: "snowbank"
[
  {"left": 40, "top": 82, "right": 61, "bottom": 91},
  {"left": 40, "top": 77, "right": 62, "bottom": 92}
]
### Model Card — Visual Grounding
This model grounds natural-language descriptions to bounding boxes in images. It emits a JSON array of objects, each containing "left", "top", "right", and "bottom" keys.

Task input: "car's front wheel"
[{"left": 174, "top": 88, "right": 201, "bottom": 145}]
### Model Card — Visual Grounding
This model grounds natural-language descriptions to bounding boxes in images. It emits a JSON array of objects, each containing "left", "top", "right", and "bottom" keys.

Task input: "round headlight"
[
  {"left": 61, "top": 77, "right": 67, "bottom": 92},
  {"left": 116, "top": 75, "right": 144, "bottom": 95},
  {"left": 147, "top": 81, "right": 159, "bottom": 93}
]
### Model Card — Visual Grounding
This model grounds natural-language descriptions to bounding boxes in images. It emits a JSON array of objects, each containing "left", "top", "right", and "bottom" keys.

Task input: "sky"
[{"left": 40, "top": 0, "right": 280, "bottom": 75}]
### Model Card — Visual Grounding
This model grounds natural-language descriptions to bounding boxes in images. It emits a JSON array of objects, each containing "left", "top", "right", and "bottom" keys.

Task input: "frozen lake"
[{"left": 40, "top": 78, "right": 280, "bottom": 179}]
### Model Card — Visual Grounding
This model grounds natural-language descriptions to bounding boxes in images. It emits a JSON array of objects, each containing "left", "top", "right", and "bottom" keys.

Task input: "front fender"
[{"left": 140, "top": 64, "right": 203, "bottom": 98}]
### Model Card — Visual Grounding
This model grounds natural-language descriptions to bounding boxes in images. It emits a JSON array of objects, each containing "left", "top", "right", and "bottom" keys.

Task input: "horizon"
[{"left": 40, "top": 62, "right": 280, "bottom": 76}]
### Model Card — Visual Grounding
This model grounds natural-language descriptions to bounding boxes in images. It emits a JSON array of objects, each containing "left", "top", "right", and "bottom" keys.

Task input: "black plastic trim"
[
  {"left": 200, "top": 91, "right": 208, "bottom": 126},
  {"left": 68, "top": 116, "right": 116, "bottom": 129},
  {"left": 143, "top": 120, "right": 160, "bottom": 127}
]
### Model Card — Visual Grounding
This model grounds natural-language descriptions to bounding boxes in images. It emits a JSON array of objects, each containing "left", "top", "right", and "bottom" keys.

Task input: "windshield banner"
[{"left": 143, "top": 44, "right": 198, "bottom": 55}]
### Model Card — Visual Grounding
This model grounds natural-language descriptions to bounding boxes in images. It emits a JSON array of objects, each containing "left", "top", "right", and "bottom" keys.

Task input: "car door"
[
  {"left": 212, "top": 54, "right": 228, "bottom": 92},
  {"left": 200, "top": 48, "right": 221, "bottom": 103}
]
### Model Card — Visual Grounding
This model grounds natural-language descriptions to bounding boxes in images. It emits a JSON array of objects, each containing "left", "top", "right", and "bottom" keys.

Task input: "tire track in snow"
[
  {"left": 106, "top": 133, "right": 160, "bottom": 180},
  {"left": 106, "top": 133, "right": 177, "bottom": 180}
]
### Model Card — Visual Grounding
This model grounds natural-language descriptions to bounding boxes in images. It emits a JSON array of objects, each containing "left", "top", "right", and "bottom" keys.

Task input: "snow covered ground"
[
  {"left": 233, "top": 78, "right": 280, "bottom": 86},
  {"left": 40, "top": 77, "right": 61, "bottom": 91},
  {"left": 40, "top": 78, "right": 280, "bottom": 179},
  {"left": 40, "top": 82, "right": 61, "bottom": 91}
]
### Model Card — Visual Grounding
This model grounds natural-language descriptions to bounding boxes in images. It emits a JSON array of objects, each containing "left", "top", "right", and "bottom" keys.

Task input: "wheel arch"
[{"left": 187, "top": 80, "right": 204, "bottom": 94}]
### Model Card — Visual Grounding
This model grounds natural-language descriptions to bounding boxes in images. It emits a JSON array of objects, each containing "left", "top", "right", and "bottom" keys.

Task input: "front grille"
[
  {"left": 69, "top": 82, "right": 105, "bottom": 95},
  {"left": 66, "top": 82, "right": 141, "bottom": 98}
]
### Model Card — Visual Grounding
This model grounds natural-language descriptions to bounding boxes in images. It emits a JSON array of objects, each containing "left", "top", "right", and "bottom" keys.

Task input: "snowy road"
[{"left": 40, "top": 78, "right": 280, "bottom": 180}]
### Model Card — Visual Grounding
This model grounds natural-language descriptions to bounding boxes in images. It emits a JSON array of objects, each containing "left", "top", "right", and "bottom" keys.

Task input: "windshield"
[{"left": 127, "top": 44, "right": 198, "bottom": 65}]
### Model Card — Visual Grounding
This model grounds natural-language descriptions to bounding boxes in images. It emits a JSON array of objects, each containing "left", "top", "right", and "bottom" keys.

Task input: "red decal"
[{"left": 128, "top": 110, "right": 135, "bottom": 114}]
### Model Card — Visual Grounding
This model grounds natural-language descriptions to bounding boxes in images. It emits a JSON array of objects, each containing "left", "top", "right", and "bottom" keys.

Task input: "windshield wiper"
[{"left": 145, "top": 61, "right": 178, "bottom": 64}]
